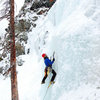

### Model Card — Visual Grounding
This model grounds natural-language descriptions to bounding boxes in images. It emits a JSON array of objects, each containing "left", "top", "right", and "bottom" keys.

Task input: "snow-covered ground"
[{"left": 0, "top": 0, "right": 100, "bottom": 100}]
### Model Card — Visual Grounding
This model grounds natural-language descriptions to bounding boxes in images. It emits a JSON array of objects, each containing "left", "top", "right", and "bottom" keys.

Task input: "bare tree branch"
[{"left": 0, "top": 0, "right": 10, "bottom": 21}]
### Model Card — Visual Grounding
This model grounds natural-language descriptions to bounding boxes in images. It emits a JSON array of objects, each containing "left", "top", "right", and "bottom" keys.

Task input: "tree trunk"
[{"left": 10, "top": 0, "right": 19, "bottom": 100}]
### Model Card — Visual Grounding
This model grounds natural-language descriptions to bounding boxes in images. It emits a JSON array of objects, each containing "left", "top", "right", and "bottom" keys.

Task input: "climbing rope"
[
  {"left": 43, "top": 86, "right": 49, "bottom": 100},
  {"left": 43, "top": 68, "right": 52, "bottom": 100}
]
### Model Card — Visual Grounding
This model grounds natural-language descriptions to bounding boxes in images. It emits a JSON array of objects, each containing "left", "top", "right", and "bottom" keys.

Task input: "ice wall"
[{"left": 39, "top": 0, "right": 100, "bottom": 100}]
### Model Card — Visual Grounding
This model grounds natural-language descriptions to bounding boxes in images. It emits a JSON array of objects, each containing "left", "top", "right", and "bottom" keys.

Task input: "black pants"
[{"left": 42, "top": 68, "right": 56, "bottom": 83}]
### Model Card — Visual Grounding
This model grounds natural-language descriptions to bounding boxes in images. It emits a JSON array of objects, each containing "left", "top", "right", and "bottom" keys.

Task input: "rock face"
[
  {"left": 30, "top": 0, "right": 56, "bottom": 10},
  {"left": 0, "top": 67, "right": 3, "bottom": 74},
  {"left": 16, "top": 42, "right": 25, "bottom": 57},
  {"left": 15, "top": 19, "right": 31, "bottom": 32},
  {"left": 0, "top": 0, "right": 56, "bottom": 71}
]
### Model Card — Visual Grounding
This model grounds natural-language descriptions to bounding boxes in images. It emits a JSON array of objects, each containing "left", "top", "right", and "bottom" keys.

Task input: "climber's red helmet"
[{"left": 42, "top": 53, "right": 47, "bottom": 58}]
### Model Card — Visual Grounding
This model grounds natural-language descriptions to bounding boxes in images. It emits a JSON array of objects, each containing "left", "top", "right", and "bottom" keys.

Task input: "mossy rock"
[
  {"left": 15, "top": 19, "right": 31, "bottom": 33},
  {"left": 16, "top": 42, "right": 25, "bottom": 57},
  {"left": 0, "top": 67, "right": 3, "bottom": 74},
  {"left": 0, "top": 57, "right": 3, "bottom": 61}
]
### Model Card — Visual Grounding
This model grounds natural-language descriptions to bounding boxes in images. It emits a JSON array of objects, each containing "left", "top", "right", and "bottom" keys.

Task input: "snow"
[
  {"left": 15, "top": 0, "right": 25, "bottom": 15},
  {"left": 0, "top": 19, "right": 8, "bottom": 37},
  {"left": 0, "top": 0, "right": 100, "bottom": 100},
  {"left": 0, "top": 0, "right": 25, "bottom": 37}
]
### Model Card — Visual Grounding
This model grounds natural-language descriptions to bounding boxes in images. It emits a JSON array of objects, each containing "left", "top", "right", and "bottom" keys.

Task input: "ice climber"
[{"left": 41, "top": 53, "right": 56, "bottom": 84}]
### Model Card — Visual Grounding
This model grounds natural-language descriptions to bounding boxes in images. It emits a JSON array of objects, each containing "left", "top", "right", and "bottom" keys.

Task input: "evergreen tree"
[
  {"left": 10, "top": 0, "right": 19, "bottom": 100},
  {"left": 0, "top": 0, "right": 19, "bottom": 100}
]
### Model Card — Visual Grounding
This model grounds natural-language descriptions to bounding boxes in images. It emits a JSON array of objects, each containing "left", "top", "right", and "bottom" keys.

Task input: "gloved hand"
[{"left": 53, "top": 58, "right": 55, "bottom": 61}]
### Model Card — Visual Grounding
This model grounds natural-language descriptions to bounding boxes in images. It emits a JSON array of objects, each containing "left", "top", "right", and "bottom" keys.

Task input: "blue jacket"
[{"left": 44, "top": 57, "right": 54, "bottom": 68}]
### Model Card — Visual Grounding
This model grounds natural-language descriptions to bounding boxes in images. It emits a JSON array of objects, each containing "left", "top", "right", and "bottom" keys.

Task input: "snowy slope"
[{"left": 0, "top": 0, "right": 100, "bottom": 100}]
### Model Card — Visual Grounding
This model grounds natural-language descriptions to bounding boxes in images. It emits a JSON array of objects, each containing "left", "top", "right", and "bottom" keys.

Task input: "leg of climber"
[
  {"left": 41, "top": 68, "right": 48, "bottom": 84},
  {"left": 50, "top": 69, "right": 56, "bottom": 82}
]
